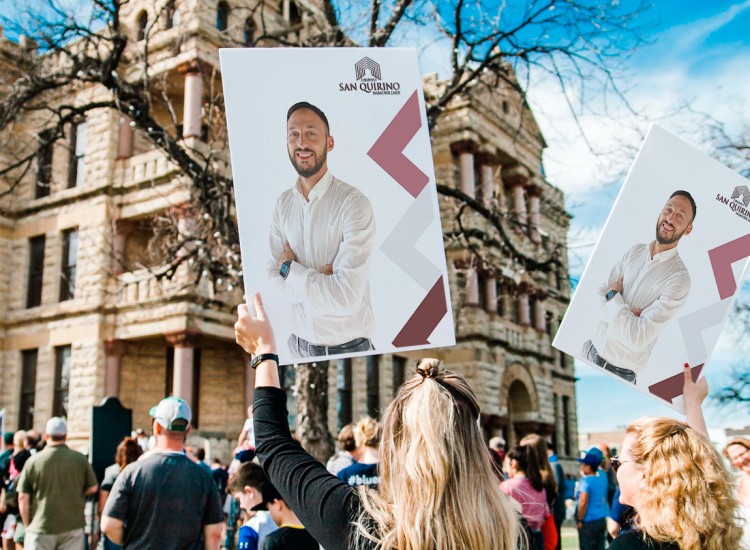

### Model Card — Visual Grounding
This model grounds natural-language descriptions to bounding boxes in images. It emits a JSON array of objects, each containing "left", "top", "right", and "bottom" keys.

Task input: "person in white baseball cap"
[
  {"left": 101, "top": 396, "right": 223, "bottom": 549},
  {"left": 148, "top": 396, "right": 192, "bottom": 432},
  {"left": 45, "top": 416, "right": 67, "bottom": 438}
]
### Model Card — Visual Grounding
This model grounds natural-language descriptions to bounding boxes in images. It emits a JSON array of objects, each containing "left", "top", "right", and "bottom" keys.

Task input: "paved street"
[{"left": 561, "top": 524, "right": 579, "bottom": 549}]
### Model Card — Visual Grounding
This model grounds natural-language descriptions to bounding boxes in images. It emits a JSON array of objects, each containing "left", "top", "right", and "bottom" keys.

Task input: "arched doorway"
[{"left": 495, "top": 363, "right": 552, "bottom": 448}]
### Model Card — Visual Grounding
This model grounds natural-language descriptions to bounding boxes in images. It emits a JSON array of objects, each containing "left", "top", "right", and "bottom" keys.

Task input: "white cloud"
[{"left": 641, "top": 0, "right": 750, "bottom": 66}]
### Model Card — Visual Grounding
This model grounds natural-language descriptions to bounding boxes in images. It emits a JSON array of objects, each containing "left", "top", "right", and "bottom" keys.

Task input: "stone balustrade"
[
  {"left": 459, "top": 306, "right": 553, "bottom": 358},
  {"left": 117, "top": 267, "right": 174, "bottom": 305}
]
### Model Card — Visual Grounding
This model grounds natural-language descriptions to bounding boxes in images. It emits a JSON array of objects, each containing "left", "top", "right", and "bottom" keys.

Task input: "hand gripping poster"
[
  {"left": 221, "top": 48, "right": 455, "bottom": 365},
  {"left": 553, "top": 125, "right": 750, "bottom": 412}
]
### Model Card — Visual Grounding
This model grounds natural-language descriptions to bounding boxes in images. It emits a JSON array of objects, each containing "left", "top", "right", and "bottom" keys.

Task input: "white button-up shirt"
[
  {"left": 591, "top": 243, "right": 691, "bottom": 373},
  {"left": 267, "top": 171, "right": 375, "bottom": 346}
]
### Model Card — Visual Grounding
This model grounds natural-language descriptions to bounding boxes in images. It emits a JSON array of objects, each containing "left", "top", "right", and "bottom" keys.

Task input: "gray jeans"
[
  {"left": 582, "top": 340, "right": 637, "bottom": 384},
  {"left": 25, "top": 528, "right": 84, "bottom": 550},
  {"left": 288, "top": 334, "right": 373, "bottom": 358}
]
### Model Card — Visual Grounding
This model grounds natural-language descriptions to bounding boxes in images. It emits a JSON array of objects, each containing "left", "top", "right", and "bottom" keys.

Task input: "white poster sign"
[
  {"left": 554, "top": 125, "right": 750, "bottom": 411},
  {"left": 221, "top": 48, "right": 455, "bottom": 365}
]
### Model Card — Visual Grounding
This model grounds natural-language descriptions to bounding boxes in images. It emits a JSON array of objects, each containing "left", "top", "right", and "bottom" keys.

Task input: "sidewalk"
[{"left": 561, "top": 525, "right": 579, "bottom": 549}]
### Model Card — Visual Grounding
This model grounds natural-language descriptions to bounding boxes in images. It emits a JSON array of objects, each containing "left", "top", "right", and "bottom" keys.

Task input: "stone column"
[
  {"left": 104, "top": 340, "right": 126, "bottom": 397},
  {"left": 465, "top": 271, "right": 480, "bottom": 306},
  {"left": 501, "top": 291, "right": 512, "bottom": 318},
  {"left": 534, "top": 292, "right": 547, "bottom": 333},
  {"left": 485, "top": 275, "right": 497, "bottom": 314},
  {"left": 112, "top": 219, "right": 134, "bottom": 275},
  {"left": 502, "top": 165, "right": 530, "bottom": 232},
  {"left": 165, "top": 331, "right": 202, "bottom": 410},
  {"left": 116, "top": 116, "right": 133, "bottom": 160},
  {"left": 451, "top": 141, "right": 477, "bottom": 198},
  {"left": 477, "top": 153, "right": 495, "bottom": 208},
  {"left": 171, "top": 204, "right": 197, "bottom": 283},
  {"left": 528, "top": 183, "right": 542, "bottom": 243},
  {"left": 172, "top": 204, "right": 196, "bottom": 244},
  {"left": 181, "top": 64, "right": 203, "bottom": 139},
  {"left": 518, "top": 290, "right": 531, "bottom": 327}
]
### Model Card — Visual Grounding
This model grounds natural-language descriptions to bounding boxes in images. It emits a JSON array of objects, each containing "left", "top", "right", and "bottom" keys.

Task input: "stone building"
[{"left": 0, "top": 0, "right": 577, "bottom": 465}]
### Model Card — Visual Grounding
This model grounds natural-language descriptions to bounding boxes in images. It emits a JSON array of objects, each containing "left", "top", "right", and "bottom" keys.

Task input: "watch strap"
[
  {"left": 250, "top": 353, "right": 279, "bottom": 370},
  {"left": 280, "top": 260, "right": 292, "bottom": 280}
]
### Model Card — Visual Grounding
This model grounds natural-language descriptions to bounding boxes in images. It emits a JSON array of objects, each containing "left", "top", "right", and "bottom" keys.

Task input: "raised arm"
[
  {"left": 682, "top": 363, "right": 709, "bottom": 438},
  {"left": 235, "top": 294, "right": 360, "bottom": 550},
  {"left": 235, "top": 295, "right": 280, "bottom": 389}
]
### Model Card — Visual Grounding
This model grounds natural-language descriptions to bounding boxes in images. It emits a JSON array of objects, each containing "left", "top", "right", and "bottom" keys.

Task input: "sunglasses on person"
[{"left": 611, "top": 456, "right": 636, "bottom": 473}]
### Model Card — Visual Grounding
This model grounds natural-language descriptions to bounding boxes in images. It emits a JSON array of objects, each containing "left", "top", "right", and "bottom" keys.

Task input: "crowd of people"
[
  {"left": 0, "top": 294, "right": 746, "bottom": 550},
  {"left": 234, "top": 293, "right": 747, "bottom": 550}
]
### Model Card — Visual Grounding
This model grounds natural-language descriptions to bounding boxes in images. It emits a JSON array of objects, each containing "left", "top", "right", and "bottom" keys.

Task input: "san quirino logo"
[
  {"left": 716, "top": 184, "right": 750, "bottom": 222},
  {"left": 339, "top": 57, "right": 401, "bottom": 96}
]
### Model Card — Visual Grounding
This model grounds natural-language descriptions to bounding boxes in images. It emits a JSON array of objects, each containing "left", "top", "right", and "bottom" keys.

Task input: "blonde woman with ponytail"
[{"left": 235, "top": 294, "right": 521, "bottom": 550}]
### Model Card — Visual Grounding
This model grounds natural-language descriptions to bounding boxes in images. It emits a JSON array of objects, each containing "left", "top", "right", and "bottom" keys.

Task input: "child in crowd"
[
  {"left": 228, "top": 462, "right": 277, "bottom": 550},
  {"left": 248, "top": 480, "right": 317, "bottom": 550}
]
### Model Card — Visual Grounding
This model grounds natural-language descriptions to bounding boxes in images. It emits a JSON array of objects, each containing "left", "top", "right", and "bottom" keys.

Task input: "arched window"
[
  {"left": 508, "top": 380, "right": 532, "bottom": 415},
  {"left": 288, "top": 0, "right": 301, "bottom": 26},
  {"left": 165, "top": 0, "right": 178, "bottom": 29},
  {"left": 136, "top": 10, "right": 148, "bottom": 41},
  {"left": 216, "top": 1, "right": 229, "bottom": 31},
  {"left": 243, "top": 17, "right": 255, "bottom": 46}
]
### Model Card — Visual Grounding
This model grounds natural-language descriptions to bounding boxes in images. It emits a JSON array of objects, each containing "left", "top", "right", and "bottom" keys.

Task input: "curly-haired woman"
[{"left": 609, "top": 366, "right": 742, "bottom": 550}]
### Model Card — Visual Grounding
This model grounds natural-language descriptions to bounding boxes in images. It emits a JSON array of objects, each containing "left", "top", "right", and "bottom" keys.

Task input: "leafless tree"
[
  {"left": 0, "top": 0, "right": 650, "bottom": 458},
  {"left": 715, "top": 367, "right": 750, "bottom": 405}
]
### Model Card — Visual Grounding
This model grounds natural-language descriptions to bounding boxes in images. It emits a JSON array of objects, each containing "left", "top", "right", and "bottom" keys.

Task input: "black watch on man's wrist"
[
  {"left": 605, "top": 289, "right": 619, "bottom": 302},
  {"left": 279, "top": 260, "right": 292, "bottom": 280}
]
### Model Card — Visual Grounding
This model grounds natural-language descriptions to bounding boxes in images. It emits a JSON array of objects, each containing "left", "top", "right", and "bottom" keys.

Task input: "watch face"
[
  {"left": 606, "top": 289, "right": 617, "bottom": 301},
  {"left": 280, "top": 261, "right": 291, "bottom": 279}
]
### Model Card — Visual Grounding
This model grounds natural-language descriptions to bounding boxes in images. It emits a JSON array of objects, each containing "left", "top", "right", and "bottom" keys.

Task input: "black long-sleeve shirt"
[{"left": 253, "top": 386, "right": 373, "bottom": 550}]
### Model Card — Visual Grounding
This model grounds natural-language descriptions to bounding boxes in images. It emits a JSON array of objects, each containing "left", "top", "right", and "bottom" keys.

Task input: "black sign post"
[{"left": 90, "top": 397, "right": 132, "bottom": 483}]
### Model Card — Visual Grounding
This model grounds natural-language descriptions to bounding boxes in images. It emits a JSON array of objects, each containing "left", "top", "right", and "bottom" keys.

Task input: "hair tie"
[{"left": 416, "top": 361, "right": 438, "bottom": 382}]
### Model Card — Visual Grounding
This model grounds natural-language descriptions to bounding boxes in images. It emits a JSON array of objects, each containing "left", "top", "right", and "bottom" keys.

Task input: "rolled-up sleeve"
[{"left": 283, "top": 192, "right": 374, "bottom": 315}]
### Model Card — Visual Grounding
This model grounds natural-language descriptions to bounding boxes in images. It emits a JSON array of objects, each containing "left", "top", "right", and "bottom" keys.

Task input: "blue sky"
[
  {"left": 522, "top": 0, "right": 750, "bottom": 432},
  {"left": 340, "top": 0, "right": 750, "bottom": 432}
]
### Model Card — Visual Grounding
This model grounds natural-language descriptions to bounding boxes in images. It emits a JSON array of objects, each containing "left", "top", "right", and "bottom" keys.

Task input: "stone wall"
[
  {"left": 119, "top": 340, "right": 169, "bottom": 432},
  {"left": 194, "top": 339, "right": 246, "bottom": 438}
]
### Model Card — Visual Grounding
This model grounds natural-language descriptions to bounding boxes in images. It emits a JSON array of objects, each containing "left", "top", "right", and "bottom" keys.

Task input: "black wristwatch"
[
  {"left": 250, "top": 353, "right": 279, "bottom": 370},
  {"left": 279, "top": 260, "right": 292, "bottom": 280},
  {"left": 605, "top": 289, "right": 619, "bottom": 302}
]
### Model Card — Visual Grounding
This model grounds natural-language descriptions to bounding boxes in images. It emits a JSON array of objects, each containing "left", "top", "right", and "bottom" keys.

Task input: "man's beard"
[
  {"left": 289, "top": 148, "right": 327, "bottom": 178},
  {"left": 655, "top": 219, "right": 685, "bottom": 245}
]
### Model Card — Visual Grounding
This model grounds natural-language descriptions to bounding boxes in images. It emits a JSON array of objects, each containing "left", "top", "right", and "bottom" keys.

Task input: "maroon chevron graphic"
[
  {"left": 708, "top": 233, "right": 750, "bottom": 300},
  {"left": 648, "top": 364, "right": 704, "bottom": 403},
  {"left": 367, "top": 90, "right": 430, "bottom": 198},
  {"left": 392, "top": 277, "right": 448, "bottom": 347}
]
